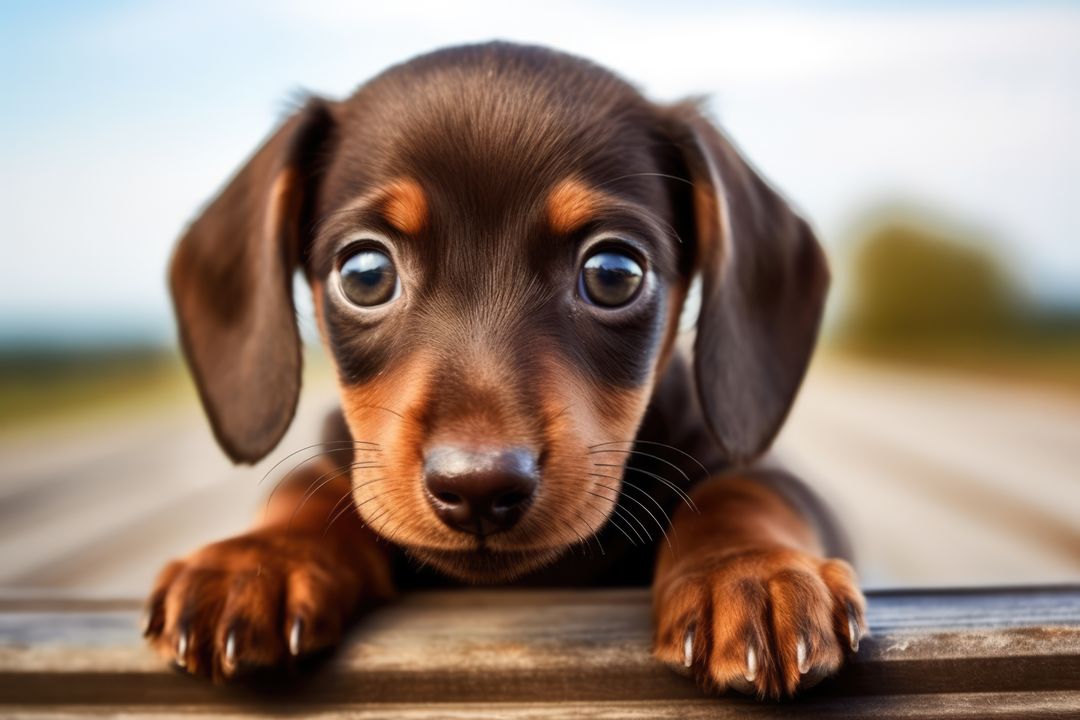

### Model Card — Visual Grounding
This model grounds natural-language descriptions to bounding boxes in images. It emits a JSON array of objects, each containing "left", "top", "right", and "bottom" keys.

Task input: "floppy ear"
[
  {"left": 169, "top": 99, "right": 336, "bottom": 464},
  {"left": 664, "top": 102, "right": 829, "bottom": 466}
]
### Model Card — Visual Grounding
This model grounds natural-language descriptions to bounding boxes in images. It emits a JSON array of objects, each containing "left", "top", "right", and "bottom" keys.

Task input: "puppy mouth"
[{"left": 406, "top": 543, "right": 565, "bottom": 583}]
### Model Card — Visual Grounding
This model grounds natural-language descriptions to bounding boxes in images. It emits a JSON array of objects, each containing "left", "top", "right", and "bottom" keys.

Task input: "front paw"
[
  {"left": 143, "top": 529, "right": 376, "bottom": 682},
  {"left": 653, "top": 548, "right": 867, "bottom": 699}
]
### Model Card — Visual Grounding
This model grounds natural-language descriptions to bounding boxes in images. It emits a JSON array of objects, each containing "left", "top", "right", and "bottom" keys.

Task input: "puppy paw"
[
  {"left": 653, "top": 548, "right": 866, "bottom": 698},
  {"left": 143, "top": 529, "right": 379, "bottom": 682}
]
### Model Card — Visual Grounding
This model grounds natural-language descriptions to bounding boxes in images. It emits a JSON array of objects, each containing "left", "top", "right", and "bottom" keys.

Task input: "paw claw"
[
  {"left": 745, "top": 645, "right": 758, "bottom": 682},
  {"left": 224, "top": 630, "right": 237, "bottom": 669},
  {"left": 175, "top": 629, "right": 189, "bottom": 668},
  {"left": 146, "top": 534, "right": 360, "bottom": 682},
  {"left": 656, "top": 550, "right": 865, "bottom": 699},
  {"left": 796, "top": 638, "right": 810, "bottom": 675},
  {"left": 289, "top": 616, "right": 303, "bottom": 657},
  {"left": 848, "top": 612, "right": 861, "bottom": 652}
]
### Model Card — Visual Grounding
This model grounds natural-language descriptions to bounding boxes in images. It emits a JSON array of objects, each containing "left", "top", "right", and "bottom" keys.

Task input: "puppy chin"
[{"left": 407, "top": 544, "right": 567, "bottom": 583}]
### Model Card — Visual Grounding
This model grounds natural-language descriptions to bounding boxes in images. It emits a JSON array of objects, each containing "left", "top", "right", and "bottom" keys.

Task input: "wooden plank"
[
  {"left": 3, "top": 693, "right": 1080, "bottom": 719},
  {"left": 0, "top": 587, "right": 1077, "bottom": 715}
]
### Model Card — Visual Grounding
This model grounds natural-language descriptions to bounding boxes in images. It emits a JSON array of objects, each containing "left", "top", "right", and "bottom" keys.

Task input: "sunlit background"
[{"left": 2, "top": 0, "right": 1078, "bottom": 596}]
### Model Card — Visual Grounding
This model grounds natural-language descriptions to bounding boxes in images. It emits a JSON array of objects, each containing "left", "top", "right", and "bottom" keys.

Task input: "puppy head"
[{"left": 170, "top": 43, "right": 827, "bottom": 581}]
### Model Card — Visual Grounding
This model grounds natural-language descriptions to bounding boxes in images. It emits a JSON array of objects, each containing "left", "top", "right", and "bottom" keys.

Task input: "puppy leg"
[
  {"left": 144, "top": 423, "right": 392, "bottom": 681},
  {"left": 652, "top": 469, "right": 866, "bottom": 699}
]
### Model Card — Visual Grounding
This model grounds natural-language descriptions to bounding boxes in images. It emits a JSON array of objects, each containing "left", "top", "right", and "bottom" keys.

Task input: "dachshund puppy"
[{"left": 146, "top": 42, "right": 865, "bottom": 698}]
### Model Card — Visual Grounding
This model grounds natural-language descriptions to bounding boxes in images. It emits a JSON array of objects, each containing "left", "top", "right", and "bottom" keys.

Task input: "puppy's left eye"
[
  {"left": 580, "top": 250, "right": 644, "bottom": 308},
  {"left": 339, "top": 249, "right": 399, "bottom": 307}
]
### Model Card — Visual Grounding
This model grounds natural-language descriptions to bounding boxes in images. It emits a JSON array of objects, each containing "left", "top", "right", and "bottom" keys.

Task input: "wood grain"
[{"left": 0, "top": 587, "right": 1077, "bottom": 717}]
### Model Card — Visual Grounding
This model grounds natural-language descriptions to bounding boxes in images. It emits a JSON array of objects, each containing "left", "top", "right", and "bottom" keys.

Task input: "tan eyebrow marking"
[
  {"left": 380, "top": 178, "right": 428, "bottom": 235},
  {"left": 546, "top": 178, "right": 606, "bottom": 235}
]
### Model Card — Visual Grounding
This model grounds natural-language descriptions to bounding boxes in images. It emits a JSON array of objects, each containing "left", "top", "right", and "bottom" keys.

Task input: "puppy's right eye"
[
  {"left": 579, "top": 249, "right": 644, "bottom": 308},
  {"left": 339, "top": 249, "right": 399, "bottom": 307}
]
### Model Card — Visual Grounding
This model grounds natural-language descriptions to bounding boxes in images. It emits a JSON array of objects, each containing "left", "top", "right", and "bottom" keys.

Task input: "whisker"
[
  {"left": 258, "top": 440, "right": 380, "bottom": 487},
  {"left": 324, "top": 500, "right": 359, "bottom": 535},
  {"left": 323, "top": 480, "right": 387, "bottom": 535},
  {"left": 265, "top": 453, "right": 366, "bottom": 521},
  {"left": 294, "top": 461, "right": 382, "bottom": 509},
  {"left": 538, "top": 483, "right": 599, "bottom": 556},
  {"left": 577, "top": 509, "right": 605, "bottom": 555},
  {"left": 553, "top": 503, "right": 596, "bottom": 557},
  {"left": 582, "top": 489, "right": 648, "bottom": 544},
  {"left": 363, "top": 506, "right": 394, "bottom": 542},
  {"left": 565, "top": 522, "right": 591, "bottom": 558},
  {"left": 620, "top": 478, "right": 679, "bottom": 554},
  {"left": 595, "top": 463, "right": 699, "bottom": 513},
  {"left": 317, "top": 483, "right": 356, "bottom": 528},
  {"left": 322, "top": 490, "right": 355, "bottom": 529},
  {"left": 595, "top": 171, "right": 695, "bottom": 190},
  {"left": 375, "top": 505, "right": 401, "bottom": 541},
  {"left": 589, "top": 439, "right": 711, "bottom": 480},
  {"left": 323, "top": 473, "right": 385, "bottom": 524},
  {"left": 587, "top": 448, "right": 694, "bottom": 488},
  {"left": 585, "top": 174, "right": 687, "bottom": 244},
  {"left": 589, "top": 472, "right": 673, "bottom": 549},
  {"left": 287, "top": 462, "right": 383, "bottom": 530},
  {"left": 351, "top": 403, "right": 421, "bottom": 427},
  {"left": 382, "top": 507, "right": 412, "bottom": 547},
  {"left": 588, "top": 483, "right": 656, "bottom": 544},
  {"left": 584, "top": 499, "right": 636, "bottom": 547}
]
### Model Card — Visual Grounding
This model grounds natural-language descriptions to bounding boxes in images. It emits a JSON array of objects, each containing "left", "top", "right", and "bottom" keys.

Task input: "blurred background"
[{"left": 1, "top": 0, "right": 1077, "bottom": 597}]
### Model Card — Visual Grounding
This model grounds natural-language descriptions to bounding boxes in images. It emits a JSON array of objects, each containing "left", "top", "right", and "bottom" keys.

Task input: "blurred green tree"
[{"left": 838, "top": 215, "right": 1019, "bottom": 352}]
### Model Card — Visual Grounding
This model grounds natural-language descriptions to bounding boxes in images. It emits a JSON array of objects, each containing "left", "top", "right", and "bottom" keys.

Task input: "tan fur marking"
[
  {"left": 546, "top": 178, "right": 606, "bottom": 235},
  {"left": 337, "top": 353, "right": 449, "bottom": 548},
  {"left": 380, "top": 178, "right": 428, "bottom": 235}
]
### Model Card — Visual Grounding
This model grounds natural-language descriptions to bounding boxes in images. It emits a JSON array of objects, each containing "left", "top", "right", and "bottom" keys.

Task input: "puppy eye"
[
  {"left": 339, "top": 249, "right": 399, "bottom": 307},
  {"left": 580, "top": 250, "right": 644, "bottom": 308}
]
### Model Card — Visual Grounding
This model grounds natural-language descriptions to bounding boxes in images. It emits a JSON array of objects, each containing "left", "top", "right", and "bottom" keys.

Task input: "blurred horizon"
[{"left": 3, "top": 0, "right": 1080, "bottom": 346}]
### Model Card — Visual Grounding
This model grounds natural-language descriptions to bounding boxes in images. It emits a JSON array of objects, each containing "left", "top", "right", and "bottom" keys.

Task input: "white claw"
[
  {"left": 796, "top": 638, "right": 810, "bottom": 675},
  {"left": 745, "top": 645, "right": 758, "bottom": 682},
  {"left": 289, "top": 617, "right": 302, "bottom": 657},
  {"left": 848, "top": 613, "right": 861, "bottom": 652},
  {"left": 225, "top": 631, "right": 237, "bottom": 668},
  {"left": 176, "top": 631, "right": 188, "bottom": 667},
  {"left": 683, "top": 629, "right": 694, "bottom": 668}
]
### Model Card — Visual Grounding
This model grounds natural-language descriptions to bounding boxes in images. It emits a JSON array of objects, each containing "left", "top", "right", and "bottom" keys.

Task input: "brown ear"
[
  {"left": 169, "top": 99, "right": 336, "bottom": 464},
  {"left": 665, "top": 102, "right": 829, "bottom": 466}
]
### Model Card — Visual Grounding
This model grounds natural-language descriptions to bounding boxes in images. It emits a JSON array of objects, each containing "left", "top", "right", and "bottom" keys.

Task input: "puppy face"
[
  {"left": 169, "top": 43, "right": 828, "bottom": 584},
  {"left": 304, "top": 55, "right": 691, "bottom": 579}
]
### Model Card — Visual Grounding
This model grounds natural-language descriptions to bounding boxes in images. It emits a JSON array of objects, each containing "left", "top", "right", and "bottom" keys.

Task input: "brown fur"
[
  {"left": 148, "top": 42, "right": 863, "bottom": 698},
  {"left": 652, "top": 474, "right": 863, "bottom": 696}
]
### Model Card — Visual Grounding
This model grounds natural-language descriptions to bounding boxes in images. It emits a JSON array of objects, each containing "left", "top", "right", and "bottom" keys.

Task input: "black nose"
[{"left": 423, "top": 446, "right": 538, "bottom": 536}]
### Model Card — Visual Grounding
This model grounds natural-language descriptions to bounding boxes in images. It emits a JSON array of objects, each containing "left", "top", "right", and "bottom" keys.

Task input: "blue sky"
[{"left": 2, "top": 1, "right": 1079, "bottom": 343}]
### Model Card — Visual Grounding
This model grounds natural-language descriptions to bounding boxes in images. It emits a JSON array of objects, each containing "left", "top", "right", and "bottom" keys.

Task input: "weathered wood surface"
[{"left": 1, "top": 587, "right": 1078, "bottom": 717}]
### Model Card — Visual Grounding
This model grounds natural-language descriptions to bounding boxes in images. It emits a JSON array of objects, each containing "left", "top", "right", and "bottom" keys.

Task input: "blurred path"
[
  {"left": 0, "top": 371, "right": 341, "bottom": 597},
  {"left": 776, "top": 358, "right": 1080, "bottom": 588},
  {"left": 1, "top": 359, "right": 1077, "bottom": 596}
]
